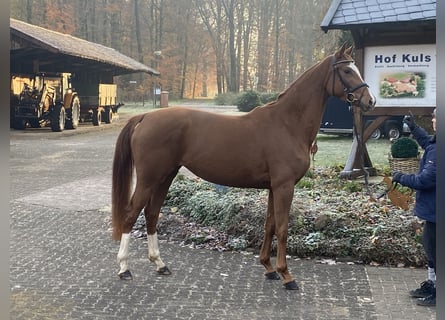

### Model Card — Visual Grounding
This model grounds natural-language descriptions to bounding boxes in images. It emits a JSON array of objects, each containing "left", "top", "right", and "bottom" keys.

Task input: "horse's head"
[{"left": 328, "top": 44, "right": 376, "bottom": 112}]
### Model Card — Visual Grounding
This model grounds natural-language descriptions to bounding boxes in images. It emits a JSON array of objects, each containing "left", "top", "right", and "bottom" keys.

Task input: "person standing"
[{"left": 392, "top": 108, "right": 436, "bottom": 306}]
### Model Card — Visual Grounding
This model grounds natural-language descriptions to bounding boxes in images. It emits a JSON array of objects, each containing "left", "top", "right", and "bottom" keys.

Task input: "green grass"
[
  {"left": 118, "top": 100, "right": 217, "bottom": 116},
  {"left": 315, "top": 134, "right": 392, "bottom": 171},
  {"left": 118, "top": 102, "right": 156, "bottom": 116}
]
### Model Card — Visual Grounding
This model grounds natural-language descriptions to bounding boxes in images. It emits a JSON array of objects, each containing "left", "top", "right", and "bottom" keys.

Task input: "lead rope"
[
  {"left": 351, "top": 105, "right": 372, "bottom": 197},
  {"left": 332, "top": 55, "right": 372, "bottom": 196}
]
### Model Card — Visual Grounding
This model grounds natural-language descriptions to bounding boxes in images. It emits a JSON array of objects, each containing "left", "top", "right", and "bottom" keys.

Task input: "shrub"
[
  {"left": 259, "top": 92, "right": 279, "bottom": 104},
  {"left": 391, "top": 137, "right": 418, "bottom": 158},
  {"left": 214, "top": 92, "right": 238, "bottom": 106},
  {"left": 156, "top": 171, "right": 426, "bottom": 267},
  {"left": 296, "top": 178, "right": 314, "bottom": 189},
  {"left": 343, "top": 181, "right": 362, "bottom": 192},
  {"left": 215, "top": 91, "right": 279, "bottom": 111},
  {"left": 236, "top": 90, "right": 261, "bottom": 112}
]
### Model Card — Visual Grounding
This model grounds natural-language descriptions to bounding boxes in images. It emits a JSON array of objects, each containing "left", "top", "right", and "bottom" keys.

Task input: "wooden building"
[
  {"left": 320, "top": 0, "right": 436, "bottom": 177},
  {"left": 10, "top": 18, "right": 159, "bottom": 83}
]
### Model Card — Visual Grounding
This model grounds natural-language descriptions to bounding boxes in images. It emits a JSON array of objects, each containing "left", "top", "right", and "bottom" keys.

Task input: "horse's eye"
[{"left": 344, "top": 69, "right": 351, "bottom": 74}]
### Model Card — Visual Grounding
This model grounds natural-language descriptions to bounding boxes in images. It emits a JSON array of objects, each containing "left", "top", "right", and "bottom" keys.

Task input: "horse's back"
[
  {"left": 131, "top": 106, "right": 253, "bottom": 146},
  {"left": 127, "top": 106, "right": 309, "bottom": 188}
]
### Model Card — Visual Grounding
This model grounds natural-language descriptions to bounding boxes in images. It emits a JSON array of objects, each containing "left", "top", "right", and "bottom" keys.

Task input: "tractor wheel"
[
  {"left": 92, "top": 108, "right": 102, "bottom": 126},
  {"left": 50, "top": 104, "right": 66, "bottom": 132},
  {"left": 12, "top": 118, "right": 27, "bottom": 130},
  {"left": 29, "top": 119, "right": 41, "bottom": 128},
  {"left": 103, "top": 106, "right": 113, "bottom": 124},
  {"left": 66, "top": 96, "right": 80, "bottom": 129}
]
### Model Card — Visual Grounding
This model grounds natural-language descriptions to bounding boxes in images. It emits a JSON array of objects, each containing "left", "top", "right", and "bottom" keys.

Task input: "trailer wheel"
[
  {"left": 369, "top": 127, "right": 382, "bottom": 140},
  {"left": 51, "top": 104, "right": 65, "bottom": 132},
  {"left": 385, "top": 121, "right": 401, "bottom": 140},
  {"left": 103, "top": 106, "right": 113, "bottom": 124},
  {"left": 92, "top": 109, "right": 102, "bottom": 126},
  {"left": 365, "top": 120, "right": 382, "bottom": 140},
  {"left": 66, "top": 96, "right": 80, "bottom": 129}
]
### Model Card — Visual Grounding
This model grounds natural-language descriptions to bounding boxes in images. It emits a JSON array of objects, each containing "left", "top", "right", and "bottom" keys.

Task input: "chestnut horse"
[{"left": 111, "top": 44, "right": 376, "bottom": 290}]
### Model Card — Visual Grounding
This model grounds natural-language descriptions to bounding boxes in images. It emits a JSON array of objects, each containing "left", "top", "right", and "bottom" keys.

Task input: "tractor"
[{"left": 10, "top": 73, "right": 80, "bottom": 132}]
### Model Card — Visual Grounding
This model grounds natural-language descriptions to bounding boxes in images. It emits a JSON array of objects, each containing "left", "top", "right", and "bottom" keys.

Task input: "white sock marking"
[
  {"left": 147, "top": 232, "right": 166, "bottom": 271},
  {"left": 117, "top": 233, "right": 130, "bottom": 274}
]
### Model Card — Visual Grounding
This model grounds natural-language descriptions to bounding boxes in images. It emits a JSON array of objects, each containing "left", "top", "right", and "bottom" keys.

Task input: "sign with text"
[{"left": 364, "top": 44, "right": 436, "bottom": 107}]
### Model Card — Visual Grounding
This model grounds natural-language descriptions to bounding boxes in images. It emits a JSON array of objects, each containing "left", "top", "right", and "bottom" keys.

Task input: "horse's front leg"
[
  {"left": 273, "top": 183, "right": 299, "bottom": 290},
  {"left": 146, "top": 232, "right": 170, "bottom": 275},
  {"left": 259, "top": 190, "right": 280, "bottom": 281}
]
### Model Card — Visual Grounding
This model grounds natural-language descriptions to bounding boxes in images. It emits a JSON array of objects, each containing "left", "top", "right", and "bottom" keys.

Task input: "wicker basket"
[{"left": 388, "top": 155, "right": 420, "bottom": 174}]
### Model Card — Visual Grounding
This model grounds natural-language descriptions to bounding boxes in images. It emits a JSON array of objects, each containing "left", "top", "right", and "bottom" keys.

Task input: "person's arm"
[{"left": 393, "top": 146, "right": 436, "bottom": 190}]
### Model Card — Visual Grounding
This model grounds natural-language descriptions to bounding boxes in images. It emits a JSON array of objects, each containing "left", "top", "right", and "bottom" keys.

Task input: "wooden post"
[{"left": 340, "top": 106, "right": 376, "bottom": 179}]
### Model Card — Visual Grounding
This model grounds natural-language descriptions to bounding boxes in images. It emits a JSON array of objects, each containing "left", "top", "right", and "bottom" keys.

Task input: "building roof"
[
  {"left": 10, "top": 18, "right": 160, "bottom": 76},
  {"left": 321, "top": 0, "right": 436, "bottom": 31}
]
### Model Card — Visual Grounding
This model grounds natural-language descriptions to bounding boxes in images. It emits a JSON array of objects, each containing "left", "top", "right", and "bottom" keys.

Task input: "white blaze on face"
[
  {"left": 348, "top": 61, "right": 365, "bottom": 82},
  {"left": 117, "top": 233, "right": 131, "bottom": 274},
  {"left": 348, "top": 61, "right": 376, "bottom": 105},
  {"left": 147, "top": 232, "right": 166, "bottom": 271}
]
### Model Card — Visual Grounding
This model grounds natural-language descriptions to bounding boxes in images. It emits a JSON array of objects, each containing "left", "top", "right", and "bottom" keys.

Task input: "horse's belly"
[{"left": 184, "top": 160, "right": 270, "bottom": 189}]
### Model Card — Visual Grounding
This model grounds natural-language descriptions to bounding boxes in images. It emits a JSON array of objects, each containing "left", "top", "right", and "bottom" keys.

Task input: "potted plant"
[{"left": 389, "top": 137, "right": 420, "bottom": 174}]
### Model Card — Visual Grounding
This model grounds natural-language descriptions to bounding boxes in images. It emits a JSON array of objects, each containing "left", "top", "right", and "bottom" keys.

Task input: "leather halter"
[{"left": 331, "top": 55, "right": 369, "bottom": 104}]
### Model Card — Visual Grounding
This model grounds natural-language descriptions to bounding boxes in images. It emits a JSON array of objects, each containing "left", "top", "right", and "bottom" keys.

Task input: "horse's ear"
[
  {"left": 335, "top": 43, "right": 347, "bottom": 58},
  {"left": 345, "top": 46, "right": 354, "bottom": 56}
]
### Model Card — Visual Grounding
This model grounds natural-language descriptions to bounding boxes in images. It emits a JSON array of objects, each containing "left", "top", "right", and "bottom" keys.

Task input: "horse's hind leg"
[
  {"left": 144, "top": 169, "right": 178, "bottom": 275},
  {"left": 117, "top": 184, "right": 149, "bottom": 280},
  {"left": 259, "top": 191, "right": 280, "bottom": 280},
  {"left": 117, "top": 233, "right": 133, "bottom": 280}
]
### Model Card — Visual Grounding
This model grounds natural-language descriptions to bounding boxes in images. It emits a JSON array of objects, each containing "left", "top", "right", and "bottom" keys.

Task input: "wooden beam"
[
  {"left": 340, "top": 106, "right": 377, "bottom": 179},
  {"left": 363, "top": 116, "right": 388, "bottom": 141},
  {"left": 365, "top": 106, "right": 435, "bottom": 116}
]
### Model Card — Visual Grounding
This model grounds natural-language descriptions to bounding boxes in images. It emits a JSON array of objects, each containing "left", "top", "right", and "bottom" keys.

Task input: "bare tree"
[
  {"left": 10, "top": 0, "right": 342, "bottom": 99},
  {"left": 134, "top": 0, "right": 144, "bottom": 63},
  {"left": 194, "top": 0, "right": 227, "bottom": 95},
  {"left": 222, "top": 0, "right": 238, "bottom": 93},
  {"left": 256, "top": 0, "right": 273, "bottom": 92}
]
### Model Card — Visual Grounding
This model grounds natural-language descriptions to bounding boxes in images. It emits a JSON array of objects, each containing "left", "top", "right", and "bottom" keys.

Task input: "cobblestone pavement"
[{"left": 10, "top": 111, "right": 436, "bottom": 319}]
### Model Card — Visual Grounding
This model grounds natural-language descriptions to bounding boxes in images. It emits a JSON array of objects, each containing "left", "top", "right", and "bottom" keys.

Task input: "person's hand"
[
  {"left": 392, "top": 171, "right": 403, "bottom": 183},
  {"left": 403, "top": 111, "right": 417, "bottom": 130}
]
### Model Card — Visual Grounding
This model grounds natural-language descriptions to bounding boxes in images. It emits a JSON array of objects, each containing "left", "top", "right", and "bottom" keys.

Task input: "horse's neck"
[{"left": 275, "top": 60, "right": 331, "bottom": 146}]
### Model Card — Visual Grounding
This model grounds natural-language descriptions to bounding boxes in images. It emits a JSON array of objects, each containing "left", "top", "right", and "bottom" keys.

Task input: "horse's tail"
[{"left": 111, "top": 114, "right": 145, "bottom": 241}]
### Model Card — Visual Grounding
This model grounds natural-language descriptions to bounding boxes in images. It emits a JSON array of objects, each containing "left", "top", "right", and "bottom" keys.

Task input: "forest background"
[{"left": 10, "top": 0, "right": 349, "bottom": 102}]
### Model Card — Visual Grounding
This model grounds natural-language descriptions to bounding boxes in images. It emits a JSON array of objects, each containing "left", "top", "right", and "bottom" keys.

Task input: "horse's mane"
[
  {"left": 275, "top": 55, "right": 331, "bottom": 102},
  {"left": 253, "top": 48, "right": 354, "bottom": 111},
  {"left": 265, "top": 51, "right": 352, "bottom": 106}
]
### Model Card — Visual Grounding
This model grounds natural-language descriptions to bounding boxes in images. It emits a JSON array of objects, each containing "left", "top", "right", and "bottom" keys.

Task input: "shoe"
[
  {"left": 417, "top": 293, "right": 436, "bottom": 306},
  {"left": 409, "top": 280, "right": 435, "bottom": 298}
]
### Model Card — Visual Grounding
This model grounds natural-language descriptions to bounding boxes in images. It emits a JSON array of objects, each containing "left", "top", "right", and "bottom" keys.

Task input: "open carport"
[{"left": 10, "top": 18, "right": 159, "bottom": 130}]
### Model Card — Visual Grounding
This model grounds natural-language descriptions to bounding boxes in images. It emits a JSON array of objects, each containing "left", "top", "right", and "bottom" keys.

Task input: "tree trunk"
[
  {"left": 256, "top": 0, "right": 272, "bottom": 92},
  {"left": 223, "top": 0, "right": 237, "bottom": 93},
  {"left": 134, "top": 0, "right": 143, "bottom": 63}
]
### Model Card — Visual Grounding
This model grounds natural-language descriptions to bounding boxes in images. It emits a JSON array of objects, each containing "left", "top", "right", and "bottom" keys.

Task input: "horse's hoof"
[
  {"left": 118, "top": 270, "right": 133, "bottom": 280},
  {"left": 157, "top": 266, "right": 172, "bottom": 275},
  {"left": 265, "top": 271, "right": 281, "bottom": 280},
  {"left": 283, "top": 280, "right": 299, "bottom": 290}
]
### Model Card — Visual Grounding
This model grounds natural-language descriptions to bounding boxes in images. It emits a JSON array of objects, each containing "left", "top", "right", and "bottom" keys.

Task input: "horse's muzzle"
[
  {"left": 356, "top": 90, "right": 376, "bottom": 113},
  {"left": 358, "top": 100, "right": 375, "bottom": 113}
]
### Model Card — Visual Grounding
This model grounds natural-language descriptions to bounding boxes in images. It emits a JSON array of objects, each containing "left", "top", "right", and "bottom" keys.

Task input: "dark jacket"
[{"left": 398, "top": 126, "right": 436, "bottom": 223}]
